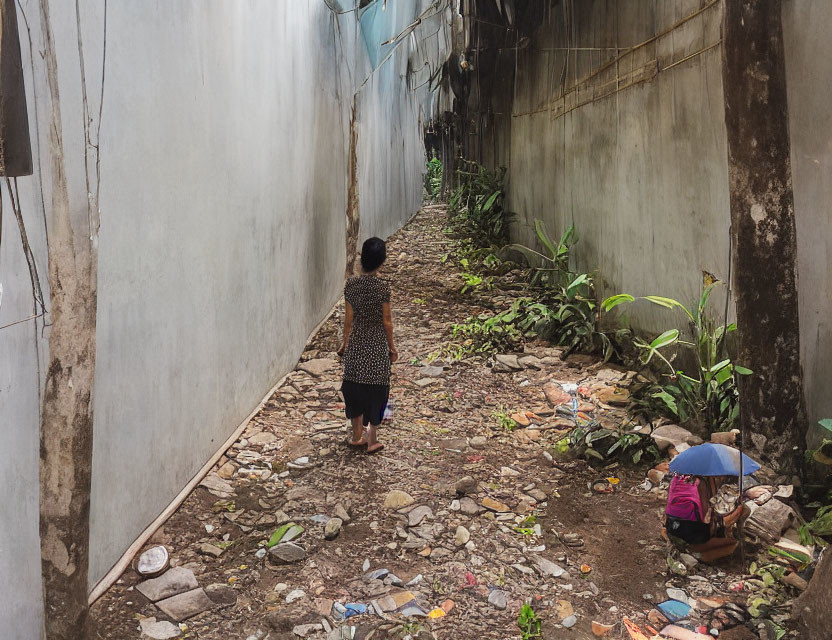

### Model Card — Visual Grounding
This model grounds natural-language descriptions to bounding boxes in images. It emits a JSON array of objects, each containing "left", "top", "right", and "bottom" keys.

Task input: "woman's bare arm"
[
  {"left": 382, "top": 302, "right": 398, "bottom": 362},
  {"left": 338, "top": 302, "right": 354, "bottom": 356}
]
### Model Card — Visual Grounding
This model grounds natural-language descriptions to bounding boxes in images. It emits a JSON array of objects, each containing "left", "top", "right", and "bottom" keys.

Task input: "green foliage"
[
  {"left": 458, "top": 257, "right": 495, "bottom": 294},
  {"left": 425, "top": 152, "right": 442, "bottom": 200},
  {"left": 448, "top": 161, "right": 515, "bottom": 248},
  {"left": 517, "top": 603, "right": 542, "bottom": 640},
  {"left": 504, "top": 220, "right": 576, "bottom": 288},
  {"left": 449, "top": 312, "right": 525, "bottom": 358},
  {"left": 501, "top": 220, "right": 611, "bottom": 359},
  {"left": 603, "top": 282, "right": 751, "bottom": 433},
  {"left": 492, "top": 406, "right": 518, "bottom": 431},
  {"left": 568, "top": 424, "right": 660, "bottom": 464}
]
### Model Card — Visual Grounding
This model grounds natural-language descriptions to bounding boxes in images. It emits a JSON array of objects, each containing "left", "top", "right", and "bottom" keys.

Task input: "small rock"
[
  {"left": 255, "top": 548, "right": 267, "bottom": 560},
  {"left": 155, "top": 588, "right": 215, "bottom": 621},
  {"left": 269, "top": 542, "right": 307, "bottom": 564},
  {"left": 298, "top": 358, "right": 337, "bottom": 377},
  {"left": 531, "top": 555, "right": 566, "bottom": 578},
  {"left": 495, "top": 354, "right": 522, "bottom": 370},
  {"left": 450, "top": 499, "right": 460, "bottom": 511},
  {"left": 562, "top": 615, "right": 578, "bottom": 628},
  {"left": 333, "top": 504, "right": 351, "bottom": 523},
  {"left": 455, "top": 476, "right": 478, "bottom": 495},
  {"left": 481, "top": 497, "right": 511, "bottom": 513},
  {"left": 324, "top": 517, "right": 343, "bottom": 540},
  {"left": 454, "top": 526, "right": 470, "bottom": 546},
  {"left": 293, "top": 624, "right": 323, "bottom": 638},
  {"left": 488, "top": 589, "right": 507, "bottom": 610},
  {"left": 140, "top": 617, "right": 181, "bottom": 639},
  {"left": 362, "top": 559, "right": 371, "bottom": 572},
  {"left": 459, "top": 497, "right": 482, "bottom": 515},
  {"left": 408, "top": 505, "right": 433, "bottom": 527},
  {"left": 419, "top": 365, "right": 445, "bottom": 377},
  {"left": 137, "top": 567, "right": 199, "bottom": 603},
  {"left": 384, "top": 490, "right": 415, "bottom": 509},
  {"left": 651, "top": 424, "right": 693, "bottom": 451},
  {"left": 248, "top": 431, "right": 278, "bottom": 446},
  {"left": 680, "top": 553, "right": 699, "bottom": 570},
  {"left": 469, "top": 436, "right": 488, "bottom": 449},
  {"left": 647, "top": 469, "right": 666, "bottom": 485},
  {"left": 285, "top": 589, "right": 306, "bottom": 604},
  {"left": 198, "top": 543, "right": 224, "bottom": 558}
]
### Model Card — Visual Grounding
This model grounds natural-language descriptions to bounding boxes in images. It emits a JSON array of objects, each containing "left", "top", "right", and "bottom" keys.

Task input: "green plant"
[
  {"left": 448, "top": 160, "right": 515, "bottom": 248},
  {"left": 500, "top": 220, "right": 612, "bottom": 359},
  {"left": 450, "top": 313, "right": 524, "bottom": 357},
  {"left": 458, "top": 258, "right": 495, "bottom": 294},
  {"left": 603, "top": 282, "right": 751, "bottom": 433},
  {"left": 517, "top": 603, "right": 542, "bottom": 639},
  {"left": 424, "top": 152, "right": 442, "bottom": 200},
  {"left": 504, "top": 220, "right": 575, "bottom": 288},
  {"left": 493, "top": 406, "right": 518, "bottom": 431}
]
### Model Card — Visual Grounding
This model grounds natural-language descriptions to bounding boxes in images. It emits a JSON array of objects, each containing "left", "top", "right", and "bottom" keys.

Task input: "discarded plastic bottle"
[{"left": 562, "top": 383, "right": 579, "bottom": 420}]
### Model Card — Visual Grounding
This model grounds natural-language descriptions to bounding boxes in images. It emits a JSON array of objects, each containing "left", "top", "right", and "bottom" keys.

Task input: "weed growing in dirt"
[
  {"left": 492, "top": 406, "right": 518, "bottom": 431},
  {"left": 603, "top": 281, "right": 751, "bottom": 433},
  {"left": 446, "top": 313, "right": 524, "bottom": 358},
  {"left": 517, "top": 603, "right": 542, "bottom": 639}
]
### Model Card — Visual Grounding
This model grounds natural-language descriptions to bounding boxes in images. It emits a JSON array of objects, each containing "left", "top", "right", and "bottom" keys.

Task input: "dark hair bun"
[{"left": 360, "top": 237, "right": 387, "bottom": 272}]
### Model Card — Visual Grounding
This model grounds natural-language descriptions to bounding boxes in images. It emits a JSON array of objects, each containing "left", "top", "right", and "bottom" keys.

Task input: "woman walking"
[{"left": 338, "top": 237, "right": 397, "bottom": 453}]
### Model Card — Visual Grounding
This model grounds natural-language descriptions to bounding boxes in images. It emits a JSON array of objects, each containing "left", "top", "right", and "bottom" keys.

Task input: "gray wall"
[
  {"left": 782, "top": 1, "right": 832, "bottom": 427},
  {"left": 2, "top": 1, "right": 445, "bottom": 636},
  {"left": 507, "top": 0, "right": 731, "bottom": 335}
]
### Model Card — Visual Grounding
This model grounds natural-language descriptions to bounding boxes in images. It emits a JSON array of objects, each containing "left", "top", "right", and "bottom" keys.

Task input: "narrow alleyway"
[{"left": 92, "top": 206, "right": 685, "bottom": 639}]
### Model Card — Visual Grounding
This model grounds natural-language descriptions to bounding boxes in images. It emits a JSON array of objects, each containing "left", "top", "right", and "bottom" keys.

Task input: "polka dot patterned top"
[{"left": 342, "top": 274, "right": 392, "bottom": 385}]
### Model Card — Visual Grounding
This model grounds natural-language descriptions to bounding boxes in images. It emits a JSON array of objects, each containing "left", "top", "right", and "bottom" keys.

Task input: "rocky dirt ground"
[{"left": 91, "top": 206, "right": 757, "bottom": 640}]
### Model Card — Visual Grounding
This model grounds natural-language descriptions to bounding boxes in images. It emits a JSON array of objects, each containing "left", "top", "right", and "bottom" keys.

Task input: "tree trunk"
[
  {"left": 37, "top": 0, "right": 98, "bottom": 638},
  {"left": 721, "top": 0, "right": 807, "bottom": 472}
]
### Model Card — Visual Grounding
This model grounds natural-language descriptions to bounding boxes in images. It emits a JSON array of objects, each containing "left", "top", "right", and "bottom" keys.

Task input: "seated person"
[
  {"left": 665, "top": 474, "right": 746, "bottom": 562},
  {"left": 665, "top": 475, "right": 711, "bottom": 544}
]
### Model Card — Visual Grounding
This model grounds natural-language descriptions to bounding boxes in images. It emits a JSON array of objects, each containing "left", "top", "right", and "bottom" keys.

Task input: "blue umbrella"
[{"left": 669, "top": 442, "right": 760, "bottom": 476}]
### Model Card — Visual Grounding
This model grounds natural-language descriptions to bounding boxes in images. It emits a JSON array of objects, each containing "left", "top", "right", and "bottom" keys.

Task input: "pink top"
[{"left": 666, "top": 475, "right": 705, "bottom": 522}]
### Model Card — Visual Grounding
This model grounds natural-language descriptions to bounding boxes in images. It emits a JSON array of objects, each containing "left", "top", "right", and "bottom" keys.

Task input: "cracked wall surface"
[{"left": 1, "top": 1, "right": 448, "bottom": 636}]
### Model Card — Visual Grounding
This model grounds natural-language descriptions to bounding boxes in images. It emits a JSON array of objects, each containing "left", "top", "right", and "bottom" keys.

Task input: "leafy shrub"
[
  {"left": 501, "top": 219, "right": 612, "bottom": 359},
  {"left": 425, "top": 152, "right": 442, "bottom": 200},
  {"left": 448, "top": 160, "right": 515, "bottom": 248},
  {"left": 602, "top": 282, "right": 751, "bottom": 433}
]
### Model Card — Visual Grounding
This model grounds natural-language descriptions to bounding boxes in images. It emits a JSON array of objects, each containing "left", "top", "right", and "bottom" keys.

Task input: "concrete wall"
[
  {"left": 2, "top": 1, "right": 446, "bottom": 636},
  {"left": 782, "top": 1, "right": 832, "bottom": 426},
  {"left": 506, "top": 0, "right": 731, "bottom": 335}
]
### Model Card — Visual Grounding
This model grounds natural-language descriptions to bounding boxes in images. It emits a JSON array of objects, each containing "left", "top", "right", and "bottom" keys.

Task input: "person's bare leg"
[
  {"left": 348, "top": 417, "right": 366, "bottom": 446},
  {"left": 366, "top": 424, "right": 384, "bottom": 453}
]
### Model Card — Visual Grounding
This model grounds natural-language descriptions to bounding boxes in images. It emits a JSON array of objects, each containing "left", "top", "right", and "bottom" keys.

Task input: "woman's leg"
[
  {"left": 348, "top": 416, "right": 366, "bottom": 446},
  {"left": 366, "top": 422, "right": 384, "bottom": 453}
]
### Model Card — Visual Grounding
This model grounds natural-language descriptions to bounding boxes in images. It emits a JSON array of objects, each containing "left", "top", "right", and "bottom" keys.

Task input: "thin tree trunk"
[
  {"left": 37, "top": 0, "right": 98, "bottom": 637},
  {"left": 721, "top": 0, "right": 806, "bottom": 472}
]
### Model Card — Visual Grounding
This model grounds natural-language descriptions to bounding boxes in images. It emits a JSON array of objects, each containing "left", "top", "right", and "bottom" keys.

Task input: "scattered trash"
[{"left": 137, "top": 546, "right": 170, "bottom": 577}]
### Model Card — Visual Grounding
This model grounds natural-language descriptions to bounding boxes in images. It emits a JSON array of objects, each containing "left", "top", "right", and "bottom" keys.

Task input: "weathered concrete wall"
[
  {"left": 0, "top": 188, "right": 47, "bottom": 639},
  {"left": 2, "top": 0, "right": 446, "bottom": 635},
  {"left": 506, "top": 0, "right": 731, "bottom": 335},
  {"left": 782, "top": 1, "right": 832, "bottom": 426}
]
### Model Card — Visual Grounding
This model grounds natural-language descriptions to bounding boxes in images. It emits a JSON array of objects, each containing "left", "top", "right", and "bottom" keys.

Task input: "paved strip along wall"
[{"left": 2, "top": 1, "right": 446, "bottom": 636}]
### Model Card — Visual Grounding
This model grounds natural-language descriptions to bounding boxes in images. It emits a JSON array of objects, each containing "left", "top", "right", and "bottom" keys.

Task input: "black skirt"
[
  {"left": 341, "top": 380, "right": 390, "bottom": 426},
  {"left": 666, "top": 516, "right": 711, "bottom": 545}
]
